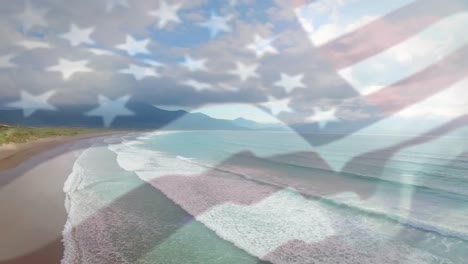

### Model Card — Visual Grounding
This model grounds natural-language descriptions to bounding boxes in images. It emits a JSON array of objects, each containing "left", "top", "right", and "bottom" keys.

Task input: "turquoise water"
[{"left": 63, "top": 131, "right": 468, "bottom": 263}]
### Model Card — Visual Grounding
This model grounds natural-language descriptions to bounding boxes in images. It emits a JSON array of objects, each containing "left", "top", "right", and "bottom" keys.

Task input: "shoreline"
[
  {"left": 0, "top": 132, "right": 128, "bottom": 264},
  {"left": 0, "top": 132, "right": 122, "bottom": 171}
]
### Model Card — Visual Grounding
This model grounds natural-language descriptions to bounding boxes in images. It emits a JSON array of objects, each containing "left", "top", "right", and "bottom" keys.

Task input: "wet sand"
[{"left": 0, "top": 133, "right": 121, "bottom": 264}]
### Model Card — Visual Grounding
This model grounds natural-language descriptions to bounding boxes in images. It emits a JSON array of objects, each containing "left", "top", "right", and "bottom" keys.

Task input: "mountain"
[
  {"left": 0, "top": 102, "right": 249, "bottom": 130},
  {"left": 232, "top": 117, "right": 287, "bottom": 131},
  {"left": 232, "top": 118, "right": 260, "bottom": 129}
]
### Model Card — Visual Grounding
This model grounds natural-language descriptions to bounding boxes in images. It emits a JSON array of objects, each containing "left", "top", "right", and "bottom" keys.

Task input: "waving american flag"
[{"left": 1, "top": 0, "right": 468, "bottom": 263}]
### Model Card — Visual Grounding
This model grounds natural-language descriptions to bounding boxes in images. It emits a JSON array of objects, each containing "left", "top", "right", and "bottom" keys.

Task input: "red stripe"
[
  {"left": 317, "top": 0, "right": 468, "bottom": 69},
  {"left": 366, "top": 43, "right": 468, "bottom": 115}
]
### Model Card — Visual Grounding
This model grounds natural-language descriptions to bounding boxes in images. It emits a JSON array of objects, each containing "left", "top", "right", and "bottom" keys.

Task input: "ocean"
[{"left": 61, "top": 130, "right": 468, "bottom": 264}]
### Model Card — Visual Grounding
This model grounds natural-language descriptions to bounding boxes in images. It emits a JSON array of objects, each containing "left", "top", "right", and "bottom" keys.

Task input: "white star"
[
  {"left": 181, "top": 79, "right": 212, "bottom": 91},
  {"left": 199, "top": 12, "right": 232, "bottom": 38},
  {"left": 47, "top": 58, "right": 92, "bottom": 81},
  {"left": 17, "top": 1, "right": 48, "bottom": 31},
  {"left": 247, "top": 34, "right": 278, "bottom": 58},
  {"left": 120, "top": 64, "right": 159, "bottom": 81},
  {"left": 274, "top": 73, "right": 306, "bottom": 93},
  {"left": 229, "top": 62, "right": 259, "bottom": 82},
  {"left": 6, "top": 90, "right": 56, "bottom": 117},
  {"left": 86, "top": 95, "right": 134, "bottom": 127},
  {"left": 106, "top": 0, "right": 129, "bottom": 12},
  {"left": 0, "top": 54, "right": 16, "bottom": 69},
  {"left": 149, "top": 1, "right": 182, "bottom": 29},
  {"left": 17, "top": 40, "right": 51, "bottom": 50},
  {"left": 61, "top": 24, "right": 95, "bottom": 46},
  {"left": 116, "top": 35, "right": 151, "bottom": 56},
  {"left": 306, "top": 107, "right": 339, "bottom": 129},
  {"left": 180, "top": 55, "right": 208, "bottom": 72},
  {"left": 261, "top": 96, "right": 293, "bottom": 115}
]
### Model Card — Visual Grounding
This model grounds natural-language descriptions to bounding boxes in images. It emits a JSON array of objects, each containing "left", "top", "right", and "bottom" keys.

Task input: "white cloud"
[
  {"left": 338, "top": 12, "right": 468, "bottom": 96},
  {"left": 295, "top": 0, "right": 413, "bottom": 46},
  {"left": 399, "top": 77, "right": 468, "bottom": 119}
]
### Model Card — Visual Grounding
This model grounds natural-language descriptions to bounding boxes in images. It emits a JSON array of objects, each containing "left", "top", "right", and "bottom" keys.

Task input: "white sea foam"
[
  {"left": 61, "top": 146, "right": 93, "bottom": 264},
  {"left": 62, "top": 142, "right": 146, "bottom": 264},
  {"left": 197, "top": 188, "right": 335, "bottom": 257},
  {"left": 108, "top": 139, "right": 206, "bottom": 181},
  {"left": 136, "top": 130, "right": 182, "bottom": 141}
]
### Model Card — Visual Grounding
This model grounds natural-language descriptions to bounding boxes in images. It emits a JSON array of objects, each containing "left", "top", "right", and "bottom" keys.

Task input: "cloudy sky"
[{"left": 1, "top": 0, "right": 467, "bottom": 128}]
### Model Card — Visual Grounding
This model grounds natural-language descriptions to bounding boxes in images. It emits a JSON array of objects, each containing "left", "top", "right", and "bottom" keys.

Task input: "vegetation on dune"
[{"left": 0, "top": 125, "right": 108, "bottom": 145}]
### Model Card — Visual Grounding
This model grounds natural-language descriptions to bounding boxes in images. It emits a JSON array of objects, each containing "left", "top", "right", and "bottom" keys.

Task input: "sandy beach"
[{"left": 0, "top": 133, "right": 121, "bottom": 264}]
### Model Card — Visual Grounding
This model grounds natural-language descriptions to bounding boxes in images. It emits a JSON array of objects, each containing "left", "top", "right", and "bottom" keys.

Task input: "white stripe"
[
  {"left": 295, "top": 0, "right": 415, "bottom": 46},
  {"left": 338, "top": 12, "right": 468, "bottom": 95},
  {"left": 316, "top": 76, "right": 468, "bottom": 171}
]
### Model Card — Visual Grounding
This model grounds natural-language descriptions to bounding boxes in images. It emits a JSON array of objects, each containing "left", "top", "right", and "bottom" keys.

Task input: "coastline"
[
  {"left": 0, "top": 132, "right": 127, "bottom": 264},
  {"left": 0, "top": 132, "right": 120, "bottom": 171}
]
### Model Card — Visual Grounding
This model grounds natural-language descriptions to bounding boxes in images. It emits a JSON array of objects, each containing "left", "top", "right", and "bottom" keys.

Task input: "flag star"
[
  {"left": 61, "top": 24, "right": 95, "bottom": 46},
  {"left": 86, "top": 95, "right": 134, "bottom": 127},
  {"left": 261, "top": 96, "right": 293, "bottom": 115},
  {"left": 149, "top": 1, "right": 182, "bottom": 29},
  {"left": 120, "top": 64, "right": 159, "bottom": 81},
  {"left": 116, "top": 35, "right": 151, "bottom": 56},
  {"left": 17, "top": 1, "right": 48, "bottom": 31},
  {"left": 247, "top": 34, "right": 278, "bottom": 58},
  {"left": 47, "top": 58, "right": 92, "bottom": 81},
  {"left": 6, "top": 90, "right": 56, "bottom": 117},
  {"left": 180, "top": 55, "right": 208, "bottom": 72},
  {"left": 306, "top": 107, "right": 339, "bottom": 129},
  {"left": 17, "top": 40, "right": 51, "bottom": 50},
  {"left": 229, "top": 62, "right": 259, "bottom": 82},
  {"left": 106, "top": 0, "right": 129, "bottom": 12},
  {"left": 274, "top": 73, "right": 306, "bottom": 93},
  {"left": 181, "top": 79, "right": 212, "bottom": 91},
  {"left": 199, "top": 12, "right": 232, "bottom": 38},
  {"left": 0, "top": 54, "right": 17, "bottom": 69}
]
